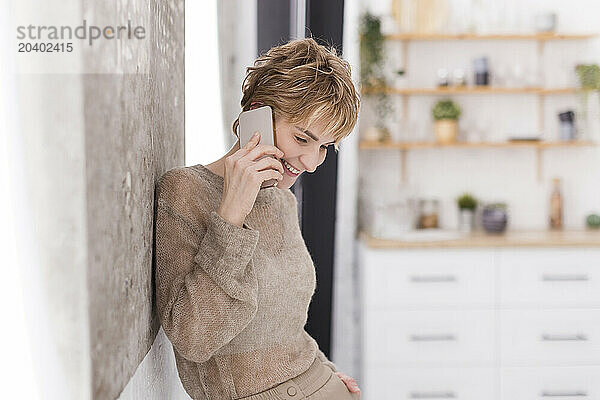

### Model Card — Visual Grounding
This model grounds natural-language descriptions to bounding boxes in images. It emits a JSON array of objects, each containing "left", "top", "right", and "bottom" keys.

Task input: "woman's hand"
[
  {"left": 217, "top": 132, "right": 284, "bottom": 227},
  {"left": 334, "top": 371, "right": 361, "bottom": 395}
]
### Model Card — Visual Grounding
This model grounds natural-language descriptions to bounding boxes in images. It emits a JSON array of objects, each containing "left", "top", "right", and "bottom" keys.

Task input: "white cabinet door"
[
  {"left": 362, "top": 366, "right": 496, "bottom": 400},
  {"left": 500, "top": 366, "right": 600, "bottom": 400},
  {"left": 363, "top": 309, "right": 495, "bottom": 367},
  {"left": 500, "top": 309, "right": 600, "bottom": 366},
  {"left": 498, "top": 249, "right": 600, "bottom": 307},
  {"left": 361, "top": 248, "right": 495, "bottom": 308}
]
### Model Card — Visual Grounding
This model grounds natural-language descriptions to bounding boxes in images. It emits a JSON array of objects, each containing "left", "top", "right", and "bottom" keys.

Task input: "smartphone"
[{"left": 239, "top": 105, "right": 279, "bottom": 189}]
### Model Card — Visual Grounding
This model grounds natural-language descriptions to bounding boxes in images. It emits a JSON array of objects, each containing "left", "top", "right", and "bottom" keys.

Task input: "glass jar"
[{"left": 417, "top": 199, "right": 440, "bottom": 229}]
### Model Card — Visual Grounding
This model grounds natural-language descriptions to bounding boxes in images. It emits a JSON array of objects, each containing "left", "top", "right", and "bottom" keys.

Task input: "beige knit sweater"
[{"left": 154, "top": 163, "right": 337, "bottom": 400}]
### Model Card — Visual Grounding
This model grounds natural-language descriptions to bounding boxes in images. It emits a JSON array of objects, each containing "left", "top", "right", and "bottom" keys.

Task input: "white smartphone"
[{"left": 238, "top": 105, "right": 279, "bottom": 189}]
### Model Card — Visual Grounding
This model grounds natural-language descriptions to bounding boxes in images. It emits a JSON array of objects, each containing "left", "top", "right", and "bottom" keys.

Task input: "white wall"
[
  {"left": 332, "top": 0, "right": 363, "bottom": 380},
  {"left": 357, "top": 0, "right": 600, "bottom": 231},
  {"left": 185, "top": 0, "right": 225, "bottom": 166},
  {"left": 118, "top": 329, "right": 191, "bottom": 399}
]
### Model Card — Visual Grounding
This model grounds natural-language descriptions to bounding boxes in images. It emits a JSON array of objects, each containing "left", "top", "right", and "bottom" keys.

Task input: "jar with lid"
[{"left": 417, "top": 199, "right": 440, "bottom": 229}]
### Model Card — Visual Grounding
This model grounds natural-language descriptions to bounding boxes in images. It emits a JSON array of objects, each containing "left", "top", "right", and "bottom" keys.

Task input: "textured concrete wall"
[{"left": 82, "top": 1, "right": 184, "bottom": 399}]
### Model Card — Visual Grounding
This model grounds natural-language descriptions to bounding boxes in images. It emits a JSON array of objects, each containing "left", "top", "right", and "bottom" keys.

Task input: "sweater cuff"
[{"left": 194, "top": 210, "right": 260, "bottom": 301}]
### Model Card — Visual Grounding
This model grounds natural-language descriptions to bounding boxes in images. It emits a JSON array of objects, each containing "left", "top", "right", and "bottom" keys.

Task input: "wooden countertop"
[{"left": 359, "top": 229, "right": 600, "bottom": 249}]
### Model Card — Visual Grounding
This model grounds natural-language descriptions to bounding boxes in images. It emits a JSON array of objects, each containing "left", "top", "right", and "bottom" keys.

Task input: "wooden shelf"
[
  {"left": 385, "top": 33, "right": 597, "bottom": 41},
  {"left": 362, "top": 31, "right": 597, "bottom": 184},
  {"left": 360, "top": 230, "right": 600, "bottom": 248},
  {"left": 362, "top": 87, "right": 579, "bottom": 95},
  {"left": 359, "top": 140, "right": 597, "bottom": 150}
]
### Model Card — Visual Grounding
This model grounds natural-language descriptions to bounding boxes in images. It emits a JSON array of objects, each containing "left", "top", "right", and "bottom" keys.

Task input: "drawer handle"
[
  {"left": 541, "top": 333, "right": 588, "bottom": 341},
  {"left": 409, "top": 391, "right": 456, "bottom": 399},
  {"left": 410, "top": 334, "right": 457, "bottom": 342},
  {"left": 541, "top": 390, "right": 587, "bottom": 397},
  {"left": 409, "top": 275, "right": 457, "bottom": 283},
  {"left": 541, "top": 273, "right": 589, "bottom": 282}
]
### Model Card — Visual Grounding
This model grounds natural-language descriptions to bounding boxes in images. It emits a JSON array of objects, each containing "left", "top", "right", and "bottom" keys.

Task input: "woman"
[{"left": 155, "top": 38, "right": 360, "bottom": 400}]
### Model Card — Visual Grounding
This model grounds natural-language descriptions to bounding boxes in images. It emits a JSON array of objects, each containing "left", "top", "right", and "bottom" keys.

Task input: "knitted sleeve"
[
  {"left": 155, "top": 198, "right": 260, "bottom": 364},
  {"left": 316, "top": 348, "right": 338, "bottom": 372}
]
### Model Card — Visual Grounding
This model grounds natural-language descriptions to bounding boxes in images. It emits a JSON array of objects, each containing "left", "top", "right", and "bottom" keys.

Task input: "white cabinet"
[
  {"left": 365, "top": 366, "right": 496, "bottom": 400},
  {"left": 499, "top": 309, "right": 600, "bottom": 367},
  {"left": 362, "top": 249, "right": 495, "bottom": 309},
  {"left": 500, "top": 367, "right": 600, "bottom": 400},
  {"left": 498, "top": 249, "right": 600, "bottom": 307},
  {"left": 358, "top": 242, "right": 600, "bottom": 400},
  {"left": 364, "top": 309, "right": 495, "bottom": 367}
]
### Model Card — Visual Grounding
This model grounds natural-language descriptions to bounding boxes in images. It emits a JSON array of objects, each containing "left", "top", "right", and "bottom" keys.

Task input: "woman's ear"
[{"left": 249, "top": 101, "right": 264, "bottom": 110}]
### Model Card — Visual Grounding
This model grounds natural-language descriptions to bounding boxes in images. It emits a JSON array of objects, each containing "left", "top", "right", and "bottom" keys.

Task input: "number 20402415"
[{"left": 18, "top": 42, "right": 73, "bottom": 52}]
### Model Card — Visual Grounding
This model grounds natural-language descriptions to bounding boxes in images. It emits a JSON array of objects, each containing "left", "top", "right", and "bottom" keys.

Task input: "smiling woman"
[
  {"left": 232, "top": 38, "right": 360, "bottom": 153},
  {"left": 155, "top": 37, "right": 361, "bottom": 400}
]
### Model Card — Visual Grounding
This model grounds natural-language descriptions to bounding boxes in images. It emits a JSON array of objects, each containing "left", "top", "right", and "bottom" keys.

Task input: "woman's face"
[{"left": 271, "top": 116, "right": 336, "bottom": 189}]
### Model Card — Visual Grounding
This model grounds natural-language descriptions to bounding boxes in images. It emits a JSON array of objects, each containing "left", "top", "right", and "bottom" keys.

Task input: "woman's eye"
[{"left": 296, "top": 136, "right": 329, "bottom": 150}]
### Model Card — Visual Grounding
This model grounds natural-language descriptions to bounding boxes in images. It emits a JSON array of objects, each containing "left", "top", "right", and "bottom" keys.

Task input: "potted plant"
[
  {"left": 482, "top": 202, "right": 509, "bottom": 234},
  {"left": 586, "top": 213, "right": 600, "bottom": 230},
  {"left": 432, "top": 99, "right": 461, "bottom": 143},
  {"left": 575, "top": 64, "right": 600, "bottom": 140},
  {"left": 456, "top": 193, "right": 478, "bottom": 233},
  {"left": 360, "top": 12, "right": 392, "bottom": 141}
]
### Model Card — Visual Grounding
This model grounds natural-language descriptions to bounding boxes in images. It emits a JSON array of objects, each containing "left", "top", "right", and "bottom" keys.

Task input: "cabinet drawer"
[
  {"left": 498, "top": 249, "right": 600, "bottom": 307},
  {"left": 363, "top": 310, "right": 495, "bottom": 367},
  {"left": 500, "top": 309, "right": 600, "bottom": 366},
  {"left": 500, "top": 366, "right": 600, "bottom": 400},
  {"left": 362, "top": 249, "right": 495, "bottom": 308},
  {"left": 362, "top": 366, "right": 495, "bottom": 400}
]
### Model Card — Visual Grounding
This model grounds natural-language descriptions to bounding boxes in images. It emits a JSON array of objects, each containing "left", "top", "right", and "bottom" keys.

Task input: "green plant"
[
  {"left": 360, "top": 12, "right": 386, "bottom": 89},
  {"left": 360, "top": 12, "right": 393, "bottom": 135},
  {"left": 576, "top": 64, "right": 600, "bottom": 90},
  {"left": 432, "top": 99, "right": 461, "bottom": 120},
  {"left": 457, "top": 193, "right": 478, "bottom": 210},
  {"left": 586, "top": 213, "right": 600, "bottom": 229},
  {"left": 575, "top": 64, "right": 600, "bottom": 133}
]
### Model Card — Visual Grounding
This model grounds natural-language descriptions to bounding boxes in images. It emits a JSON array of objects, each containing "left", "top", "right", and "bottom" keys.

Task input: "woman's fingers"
[
  {"left": 335, "top": 372, "right": 361, "bottom": 393},
  {"left": 246, "top": 143, "right": 284, "bottom": 162},
  {"left": 253, "top": 155, "right": 284, "bottom": 175}
]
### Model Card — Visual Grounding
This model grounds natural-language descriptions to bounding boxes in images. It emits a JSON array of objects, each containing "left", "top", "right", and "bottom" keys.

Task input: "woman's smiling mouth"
[{"left": 281, "top": 158, "right": 301, "bottom": 176}]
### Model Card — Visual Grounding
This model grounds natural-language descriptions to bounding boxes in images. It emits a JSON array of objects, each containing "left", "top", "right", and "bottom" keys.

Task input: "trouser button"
[{"left": 287, "top": 386, "right": 297, "bottom": 396}]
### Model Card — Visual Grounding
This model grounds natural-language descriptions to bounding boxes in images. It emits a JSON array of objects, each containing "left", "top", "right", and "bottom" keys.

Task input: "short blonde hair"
[{"left": 232, "top": 38, "right": 360, "bottom": 151}]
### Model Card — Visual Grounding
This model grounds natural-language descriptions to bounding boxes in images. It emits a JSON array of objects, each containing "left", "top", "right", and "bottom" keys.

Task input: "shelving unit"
[
  {"left": 385, "top": 33, "right": 596, "bottom": 41},
  {"left": 361, "top": 31, "right": 598, "bottom": 182},
  {"left": 362, "top": 86, "right": 579, "bottom": 95},
  {"left": 358, "top": 140, "right": 596, "bottom": 150},
  {"left": 359, "top": 140, "right": 598, "bottom": 182}
]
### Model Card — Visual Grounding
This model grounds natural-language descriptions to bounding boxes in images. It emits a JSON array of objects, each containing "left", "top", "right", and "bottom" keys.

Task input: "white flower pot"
[{"left": 458, "top": 209, "right": 475, "bottom": 233}]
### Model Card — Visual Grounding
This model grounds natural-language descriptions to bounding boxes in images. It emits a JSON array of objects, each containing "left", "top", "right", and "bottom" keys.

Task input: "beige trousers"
[{"left": 238, "top": 357, "right": 361, "bottom": 400}]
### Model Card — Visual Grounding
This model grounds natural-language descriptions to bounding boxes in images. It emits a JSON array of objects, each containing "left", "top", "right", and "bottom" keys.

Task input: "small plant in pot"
[
  {"left": 457, "top": 193, "right": 478, "bottom": 233},
  {"left": 482, "top": 202, "right": 509, "bottom": 234},
  {"left": 432, "top": 99, "right": 461, "bottom": 144},
  {"left": 586, "top": 213, "right": 600, "bottom": 230}
]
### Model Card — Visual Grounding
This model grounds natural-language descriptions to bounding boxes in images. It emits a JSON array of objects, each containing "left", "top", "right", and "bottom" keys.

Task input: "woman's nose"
[{"left": 299, "top": 151, "right": 321, "bottom": 173}]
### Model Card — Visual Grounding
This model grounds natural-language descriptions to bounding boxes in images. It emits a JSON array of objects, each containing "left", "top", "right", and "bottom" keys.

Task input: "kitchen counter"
[{"left": 359, "top": 229, "right": 600, "bottom": 248}]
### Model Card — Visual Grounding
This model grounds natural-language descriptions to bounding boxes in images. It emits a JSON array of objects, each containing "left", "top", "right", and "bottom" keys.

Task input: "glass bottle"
[{"left": 549, "top": 178, "right": 563, "bottom": 230}]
